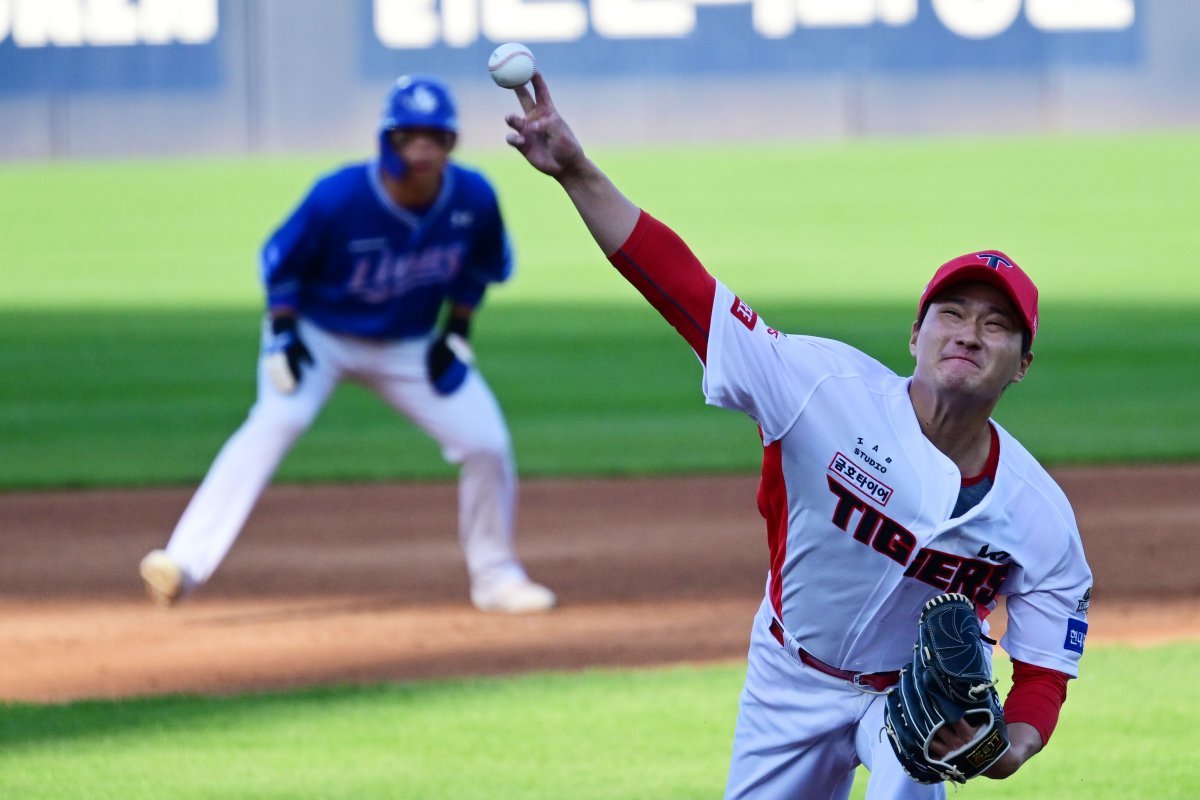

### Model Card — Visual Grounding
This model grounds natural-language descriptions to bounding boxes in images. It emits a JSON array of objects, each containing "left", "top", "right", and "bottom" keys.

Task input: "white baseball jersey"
[
  {"left": 703, "top": 281, "right": 1092, "bottom": 677},
  {"left": 609, "top": 209, "right": 1088, "bottom": 798}
]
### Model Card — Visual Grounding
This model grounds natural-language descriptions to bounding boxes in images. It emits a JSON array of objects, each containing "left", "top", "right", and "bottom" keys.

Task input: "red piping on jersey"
[
  {"left": 1005, "top": 659, "right": 1070, "bottom": 746},
  {"left": 758, "top": 435, "right": 788, "bottom": 619},
  {"left": 608, "top": 211, "right": 717, "bottom": 363},
  {"left": 961, "top": 424, "right": 1000, "bottom": 487}
]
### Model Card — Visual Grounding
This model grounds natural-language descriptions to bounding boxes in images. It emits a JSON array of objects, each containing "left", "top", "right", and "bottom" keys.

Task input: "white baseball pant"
[
  {"left": 724, "top": 599, "right": 946, "bottom": 800},
  {"left": 162, "top": 317, "right": 528, "bottom": 596}
]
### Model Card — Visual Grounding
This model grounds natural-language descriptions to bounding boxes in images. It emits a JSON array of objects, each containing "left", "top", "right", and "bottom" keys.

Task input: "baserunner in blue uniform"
[{"left": 140, "top": 75, "right": 556, "bottom": 614}]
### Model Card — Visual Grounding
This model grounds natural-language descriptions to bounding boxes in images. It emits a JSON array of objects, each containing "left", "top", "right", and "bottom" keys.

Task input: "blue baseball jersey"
[{"left": 261, "top": 159, "right": 513, "bottom": 339}]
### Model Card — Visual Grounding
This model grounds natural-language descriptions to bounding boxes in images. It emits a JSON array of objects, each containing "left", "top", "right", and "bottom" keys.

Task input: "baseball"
[{"left": 488, "top": 43, "right": 535, "bottom": 89}]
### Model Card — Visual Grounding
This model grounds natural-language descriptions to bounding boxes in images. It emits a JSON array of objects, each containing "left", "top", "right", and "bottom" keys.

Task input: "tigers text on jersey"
[
  {"left": 703, "top": 282, "right": 1092, "bottom": 678},
  {"left": 261, "top": 160, "right": 512, "bottom": 340}
]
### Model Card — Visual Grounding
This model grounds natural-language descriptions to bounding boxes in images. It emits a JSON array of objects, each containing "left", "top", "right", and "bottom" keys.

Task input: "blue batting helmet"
[{"left": 378, "top": 75, "right": 459, "bottom": 178}]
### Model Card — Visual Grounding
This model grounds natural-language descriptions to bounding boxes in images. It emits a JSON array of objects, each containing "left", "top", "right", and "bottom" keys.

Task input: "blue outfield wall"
[
  {"left": 0, "top": 0, "right": 1194, "bottom": 159},
  {"left": 359, "top": 0, "right": 1142, "bottom": 77}
]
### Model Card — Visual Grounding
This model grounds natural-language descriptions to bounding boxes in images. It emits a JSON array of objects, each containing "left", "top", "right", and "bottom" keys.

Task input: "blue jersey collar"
[{"left": 368, "top": 159, "right": 456, "bottom": 229}]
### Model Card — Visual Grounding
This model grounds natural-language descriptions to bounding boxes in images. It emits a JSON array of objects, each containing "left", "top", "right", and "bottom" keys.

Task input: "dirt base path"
[{"left": 2, "top": 466, "right": 1197, "bottom": 702}]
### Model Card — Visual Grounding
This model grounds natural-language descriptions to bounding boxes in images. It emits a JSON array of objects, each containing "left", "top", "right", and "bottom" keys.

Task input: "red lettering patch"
[{"left": 730, "top": 296, "right": 758, "bottom": 330}]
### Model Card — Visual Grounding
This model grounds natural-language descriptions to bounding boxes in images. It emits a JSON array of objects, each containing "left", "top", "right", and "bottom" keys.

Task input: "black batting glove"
[
  {"left": 427, "top": 315, "right": 474, "bottom": 396},
  {"left": 264, "top": 315, "right": 314, "bottom": 394}
]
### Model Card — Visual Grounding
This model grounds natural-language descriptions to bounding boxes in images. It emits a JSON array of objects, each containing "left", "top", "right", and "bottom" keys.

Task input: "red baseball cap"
[{"left": 917, "top": 250, "right": 1039, "bottom": 344}]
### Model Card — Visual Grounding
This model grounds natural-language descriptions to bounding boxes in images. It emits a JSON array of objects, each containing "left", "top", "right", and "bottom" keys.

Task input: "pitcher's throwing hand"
[{"left": 505, "top": 74, "right": 587, "bottom": 178}]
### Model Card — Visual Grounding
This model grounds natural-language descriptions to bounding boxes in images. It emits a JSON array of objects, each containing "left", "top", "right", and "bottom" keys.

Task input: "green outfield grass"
[
  {"left": 1, "top": 302, "right": 1196, "bottom": 487},
  {"left": 1, "top": 134, "right": 1191, "bottom": 800},
  {"left": 1, "top": 643, "right": 1194, "bottom": 799},
  {"left": 1, "top": 132, "right": 1196, "bottom": 488}
]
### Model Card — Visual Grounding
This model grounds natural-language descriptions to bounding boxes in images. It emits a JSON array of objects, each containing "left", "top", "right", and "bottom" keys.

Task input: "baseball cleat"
[
  {"left": 471, "top": 578, "right": 557, "bottom": 614},
  {"left": 139, "top": 549, "right": 184, "bottom": 608}
]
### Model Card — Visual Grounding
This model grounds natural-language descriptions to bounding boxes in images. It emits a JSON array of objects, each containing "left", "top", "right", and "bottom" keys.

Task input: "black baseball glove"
[{"left": 883, "top": 593, "right": 1010, "bottom": 784}]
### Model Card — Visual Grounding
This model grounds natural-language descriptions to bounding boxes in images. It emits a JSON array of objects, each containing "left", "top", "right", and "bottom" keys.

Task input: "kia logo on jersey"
[
  {"left": 976, "top": 544, "right": 1012, "bottom": 563},
  {"left": 730, "top": 297, "right": 757, "bottom": 330}
]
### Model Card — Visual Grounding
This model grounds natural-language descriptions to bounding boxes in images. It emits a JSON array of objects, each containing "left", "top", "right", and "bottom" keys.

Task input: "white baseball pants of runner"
[
  {"left": 724, "top": 598, "right": 946, "bottom": 800},
  {"left": 162, "top": 317, "right": 528, "bottom": 597}
]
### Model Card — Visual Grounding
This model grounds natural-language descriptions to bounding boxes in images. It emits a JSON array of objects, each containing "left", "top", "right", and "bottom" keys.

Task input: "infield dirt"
[{"left": 1, "top": 466, "right": 1196, "bottom": 702}]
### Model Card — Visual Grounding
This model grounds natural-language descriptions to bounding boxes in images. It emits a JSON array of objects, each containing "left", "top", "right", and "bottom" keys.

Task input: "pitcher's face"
[{"left": 910, "top": 281, "right": 1032, "bottom": 402}]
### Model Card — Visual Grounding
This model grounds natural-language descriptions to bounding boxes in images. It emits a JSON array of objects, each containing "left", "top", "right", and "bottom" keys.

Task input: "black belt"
[{"left": 769, "top": 619, "right": 900, "bottom": 692}]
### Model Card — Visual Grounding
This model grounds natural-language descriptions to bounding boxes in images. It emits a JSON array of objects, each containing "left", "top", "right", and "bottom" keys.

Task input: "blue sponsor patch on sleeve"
[{"left": 1064, "top": 618, "right": 1088, "bottom": 654}]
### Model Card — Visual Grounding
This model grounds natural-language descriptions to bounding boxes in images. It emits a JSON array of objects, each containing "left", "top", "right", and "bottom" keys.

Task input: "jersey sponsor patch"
[
  {"left": 1064, "top": 618, "right": 1088, "bottom": 654},
  {"left": 829, "top": 451, "right": 894, "bottom": 506},
  {"left": 730, "top": 296, "right": 757, "bottom": 330}
]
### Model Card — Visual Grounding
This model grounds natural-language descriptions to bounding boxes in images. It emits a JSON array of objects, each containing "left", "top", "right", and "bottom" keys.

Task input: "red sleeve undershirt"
[
  {"left": 607, "top": 210, "right": 717, "bottom": 364},
  {"left": 1005, "top": 659, "right": 1070, "bottom": 746}
]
